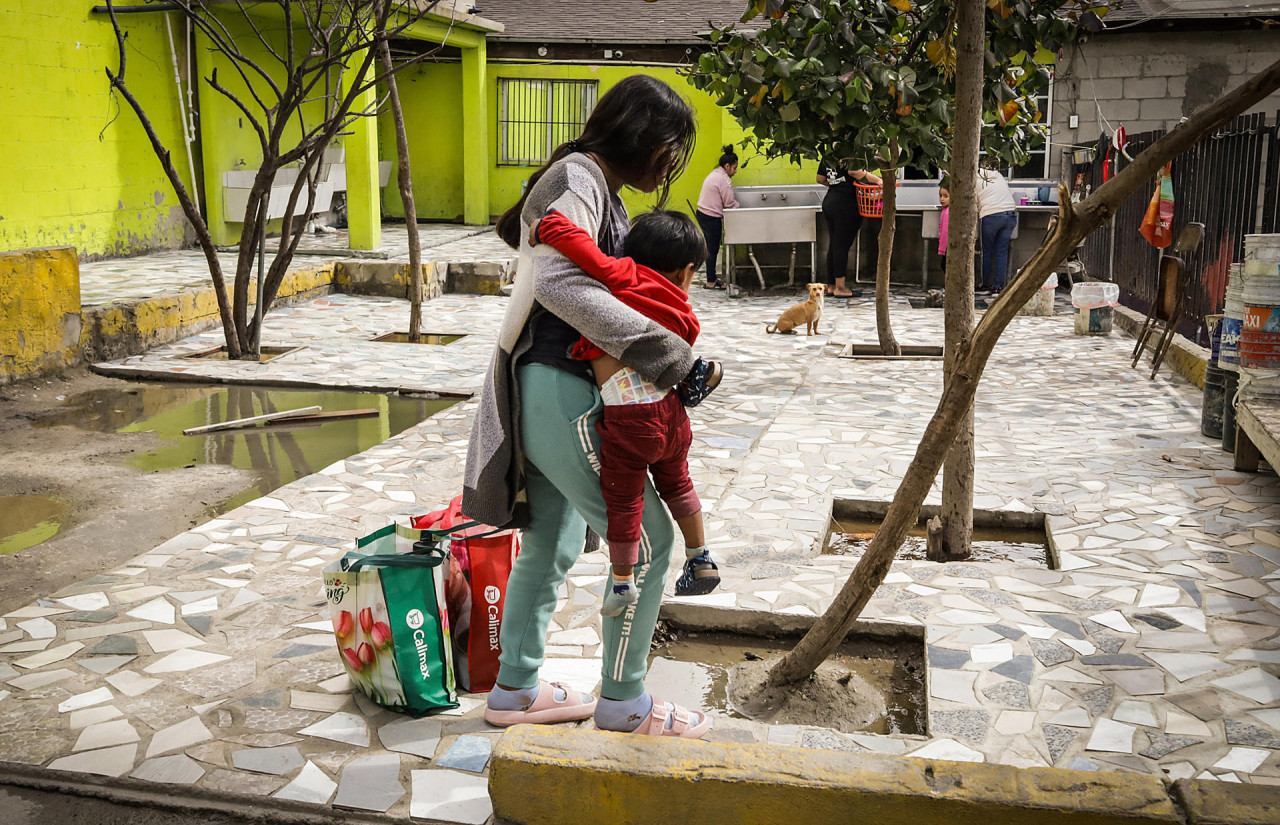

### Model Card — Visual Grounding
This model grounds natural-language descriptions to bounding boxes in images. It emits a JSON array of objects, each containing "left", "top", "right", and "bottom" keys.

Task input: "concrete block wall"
[
  {"left": 1049, "top": 30, "right": 1280, "bottom": 178},
  {"left": 0, "top": 1, "right": 197, "bottom": 260}
]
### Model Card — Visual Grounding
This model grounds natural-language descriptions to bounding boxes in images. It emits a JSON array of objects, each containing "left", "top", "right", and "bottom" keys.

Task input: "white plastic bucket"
[
  {"left": 1219, "top": 265, "right": 1244, "bottom": 372},
  {"left": 1239, "top": 234, "right": 1280, "bottom": 396}
]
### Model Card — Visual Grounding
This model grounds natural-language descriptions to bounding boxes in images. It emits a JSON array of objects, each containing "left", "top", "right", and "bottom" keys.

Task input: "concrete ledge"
[
  {"left": 81, "top": 263, "right": 336, "bottom": 363},
  {"left": 446, "top": 260, "right": 514, "bottom": 295},
  {"left": 335, "top": 260, "right": 445, "bottom": 299},
  {"left": 491, "top": 725, "right": 1183, "bottom": 825},
  {"left": 1114, "top": 304, "right": 1209, "bottom": 389},
  {"left": 1174, "top": 778, "right": 1280, "bottom": 825}
]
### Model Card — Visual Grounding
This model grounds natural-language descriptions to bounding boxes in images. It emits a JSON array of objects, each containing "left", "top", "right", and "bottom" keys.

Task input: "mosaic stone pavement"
[
  {"left": 4, "top": 286, "right": 1280, "bottom": 821},
  {"left": 77, "top": 224, "right": 496, "bottom": 308}
]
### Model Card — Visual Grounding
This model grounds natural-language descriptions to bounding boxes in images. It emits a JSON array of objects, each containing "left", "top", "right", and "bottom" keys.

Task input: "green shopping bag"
[{"left": 323, "top": 521, "right": 468, "bottom": 716}]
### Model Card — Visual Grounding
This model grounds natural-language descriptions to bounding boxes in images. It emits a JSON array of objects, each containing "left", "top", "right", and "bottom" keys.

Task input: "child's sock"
[
  {"left": 685, "top": 544, "right": 708, "bottom": 560},
  {"left": 594, "top": 692, "right": 654, "bottom": 732},
  {"left": 602, "top": 572, "right": 639, "bottom": 618},
  {"left": 487, "top": 683, "right": 540, "bottom": 712}
]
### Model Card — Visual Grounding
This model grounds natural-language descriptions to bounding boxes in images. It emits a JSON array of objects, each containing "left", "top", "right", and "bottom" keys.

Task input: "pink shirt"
[
  {"left": 696, "top": 167, "right": 740, "bottom": 218},
  {"left": 938, "top": 205, "right": 949, "bottom": 255}
]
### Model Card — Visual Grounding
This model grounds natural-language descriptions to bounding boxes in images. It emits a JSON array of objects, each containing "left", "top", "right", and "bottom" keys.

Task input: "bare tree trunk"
[
  {"left": 766, "top": 55, "right": 1280, "bottom": 689},
  {"left": 874, "top": 140, "right": 901, "bottom": 356},
  {"left": 102, "top": 0, "right": 240, "bottom": 357},
  {"left": 377, "top": 37, "right": 423, "bottom": 341},
  {"left": 936, "top": 0, "right": 983, "bottom": 562}
]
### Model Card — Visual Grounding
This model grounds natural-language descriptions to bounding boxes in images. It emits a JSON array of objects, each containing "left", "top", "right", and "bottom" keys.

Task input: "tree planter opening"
[
  {"left": 824, "top": 498, "right": 1056, "bottom": 568},
  {"left": 368, "top": 332, "right": 464, "bottom": 345},
  {"left": 650, "top": 613, "right": 925, "bottom": 736},
  {"left": 181, "top": 345, "right": 304, "bottom": 362},
  {"left": 840, "top": 343, "right": 943, "bottom": 360}
]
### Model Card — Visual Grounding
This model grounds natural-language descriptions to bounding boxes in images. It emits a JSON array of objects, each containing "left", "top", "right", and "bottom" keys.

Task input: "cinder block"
[
  {"left": 1143, "top": 54, "right": 1186, "bottom": 77},
  {"left": 1124, "top": 77, "right": 1168, "bottom": 100},
  {"left": 1099, "top": 55, "right": 1143, "bottom": 78},
  {"left": 446, "top": 259, "right": 514, "bottom": 296},
  {"left": 1139, "top": 97, "right": 1186, "bottom": 122},
  {"left": 1085, "top": 78, "right": 1124, "bottom": 100}
]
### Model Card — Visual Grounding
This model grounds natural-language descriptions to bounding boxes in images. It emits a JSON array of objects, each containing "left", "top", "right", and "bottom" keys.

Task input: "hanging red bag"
[
  {"left": 412, "top": 496, "right": 518, "bottom": 693},
  {"left": 1139, "top": 162, "right": 1175, "bottom": 249}
]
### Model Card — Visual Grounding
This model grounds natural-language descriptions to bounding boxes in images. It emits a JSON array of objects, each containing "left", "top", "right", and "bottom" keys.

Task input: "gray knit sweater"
[{"left": 462, "top": 155, "right": 696, "bottom": 528}]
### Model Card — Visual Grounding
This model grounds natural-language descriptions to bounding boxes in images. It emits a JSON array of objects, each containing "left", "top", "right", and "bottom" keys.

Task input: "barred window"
[{"left": 498, "top": 78, "right": 599, "bottom": 167}]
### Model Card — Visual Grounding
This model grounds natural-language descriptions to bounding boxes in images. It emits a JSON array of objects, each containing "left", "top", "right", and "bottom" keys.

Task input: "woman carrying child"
[{"left": 463, "top": 75, "right": 714, "bottom": 739}]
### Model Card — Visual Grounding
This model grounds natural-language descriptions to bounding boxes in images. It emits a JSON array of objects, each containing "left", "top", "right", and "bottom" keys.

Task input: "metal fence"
[{"left": 1074, "top": 111, "right": 1279, "bottom": 346}]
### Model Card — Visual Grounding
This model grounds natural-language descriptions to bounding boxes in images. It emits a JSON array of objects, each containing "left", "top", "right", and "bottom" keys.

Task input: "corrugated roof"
[
  {"left": 475, "top": 0, "right": 753, "bottom": 43},
  {"left": 1109, "top": 0, "right": 1280, "bottom": 20}
]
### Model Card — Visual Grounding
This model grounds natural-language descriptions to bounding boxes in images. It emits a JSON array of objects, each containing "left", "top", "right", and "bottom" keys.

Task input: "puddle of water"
[
  {"left": 827, "top": 518, "right": 1048, "bottom": 565},
  {"left": 369, "top": 332, "right": 463, "bottom": 345},
  {"left": 0, "top": 494, "right": 70, "bottom": 555},
  {"left": 648, "top": 631, "right": 925, "bottom": 736},
  {"left": 36, "top": 383, "right": 457, "bottom": 513}
]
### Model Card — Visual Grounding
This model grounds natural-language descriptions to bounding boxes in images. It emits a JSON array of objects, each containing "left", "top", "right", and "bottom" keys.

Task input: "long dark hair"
[{"left": 496, "top": 75, "right": 697, "bottom": 249}]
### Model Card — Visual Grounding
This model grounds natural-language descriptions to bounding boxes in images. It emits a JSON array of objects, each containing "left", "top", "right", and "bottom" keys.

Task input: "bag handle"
[{"left": 347, "top": 554, "right": 444, "bottom": 572}]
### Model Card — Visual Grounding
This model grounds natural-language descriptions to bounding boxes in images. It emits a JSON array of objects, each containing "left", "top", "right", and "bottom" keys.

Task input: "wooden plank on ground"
[
  {"left": 182, "top": 405, "right": 322, "bottom": 436},
  {"left": 1235, "top": 399, "right": 1280, "bottom": 473}
]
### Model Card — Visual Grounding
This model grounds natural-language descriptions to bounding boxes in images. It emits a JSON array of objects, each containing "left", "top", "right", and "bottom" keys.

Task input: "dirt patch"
[
  {"left": 729, "top": 656, "right": 888, "bottom": 732},
  {"left": 0, "top": 370, "right": 252, "bottom": 614}
]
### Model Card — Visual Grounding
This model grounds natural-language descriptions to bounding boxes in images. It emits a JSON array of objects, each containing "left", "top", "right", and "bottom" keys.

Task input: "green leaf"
[
  {"left": 780, "top": 102, "right": 801, "bottom": 122},
  {"left": 1032, "top": 46, "right": 1057, "bottom": 65}
]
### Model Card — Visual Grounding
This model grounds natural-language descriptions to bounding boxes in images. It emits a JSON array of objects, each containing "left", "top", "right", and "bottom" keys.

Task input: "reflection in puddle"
[
  {"left": 648, "top": 631, "right": 925, "bottom": 736},
  {"left": 827, "top": 518, "right": 1048, "bottom": 566},
  {"left": 0, "top": 494, "right": 70, "bottom": 555},
  {"left": 36, "top": 383, "right": 457, "bottom": 514}
]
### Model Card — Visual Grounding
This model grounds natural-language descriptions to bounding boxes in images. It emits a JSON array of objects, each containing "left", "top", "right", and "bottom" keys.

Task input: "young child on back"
[
  {"left": 529, "top": 208, "right": 723, "bottom": 617},
  {"left": 938, "top": 182, "right": 950, "bottom": 274}
]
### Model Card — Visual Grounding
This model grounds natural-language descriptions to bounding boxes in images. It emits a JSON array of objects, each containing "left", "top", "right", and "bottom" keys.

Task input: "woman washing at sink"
[
  {"left": 694, "top": 145, "right": 740, "bottom": 290},
  {"left": 819, "top": 162, "right": 882, "bottom": 298}
]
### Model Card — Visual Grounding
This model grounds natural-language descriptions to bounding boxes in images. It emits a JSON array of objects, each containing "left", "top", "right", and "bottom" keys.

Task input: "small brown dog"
[{"left": 766, "top": 282, "right": 825, "bottom": 335}]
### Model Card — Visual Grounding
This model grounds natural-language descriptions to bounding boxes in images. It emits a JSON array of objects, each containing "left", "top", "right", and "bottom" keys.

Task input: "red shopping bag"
[{"left": 412, "top": 496, "right": 518, "bottom": 693}]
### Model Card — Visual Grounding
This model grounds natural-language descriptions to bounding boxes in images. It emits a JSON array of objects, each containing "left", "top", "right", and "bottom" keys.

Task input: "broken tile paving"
[{"left": 2, "top": 277, "right": 1279, "bottom": 821}]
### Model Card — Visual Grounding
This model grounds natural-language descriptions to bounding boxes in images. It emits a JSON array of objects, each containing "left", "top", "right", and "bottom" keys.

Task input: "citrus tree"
[{"left": 686, "top": 0, "right": 1075, "bottom": 356}]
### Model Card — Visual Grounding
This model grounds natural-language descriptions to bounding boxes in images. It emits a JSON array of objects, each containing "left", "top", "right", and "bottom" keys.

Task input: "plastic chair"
[{"left": 1131, "top": 222, "right": 1204, "bottom": 379}]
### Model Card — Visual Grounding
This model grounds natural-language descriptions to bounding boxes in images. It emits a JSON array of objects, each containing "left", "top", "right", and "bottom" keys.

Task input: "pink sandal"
[
  {"left": 624, "top": 698, "right": 712, "bottom": 739},
  {"left": 483, "top": 681, "right": 597, "bottom": 727}
]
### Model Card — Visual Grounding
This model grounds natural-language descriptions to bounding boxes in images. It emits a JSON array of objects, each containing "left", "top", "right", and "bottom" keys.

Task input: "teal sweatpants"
[{"left": 497, "top": 364, "right": 675, "bottom": 700}]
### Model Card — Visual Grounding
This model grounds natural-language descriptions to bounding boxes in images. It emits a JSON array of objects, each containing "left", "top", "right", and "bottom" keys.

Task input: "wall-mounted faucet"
[{"left": 779, "top": 193, "right": 787, "bottom": 201}]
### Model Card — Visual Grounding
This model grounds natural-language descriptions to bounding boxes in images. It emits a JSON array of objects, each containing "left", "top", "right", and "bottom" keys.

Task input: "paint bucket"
[
  {"left": 1219, "top": 266, "right": 1244, "bottom": 372},
  {"left": 1206, "top": 313, "right": 1224, "bottom": 367},
  {"left": 1222, "top": 369, "right": 1239, "bottom": 452},
  {"left": 1202, "top": 364, "right": 1227, "bottom": 439},
  {"left": 1238, "top": 234, "right": 1280, "bottom": 397}
]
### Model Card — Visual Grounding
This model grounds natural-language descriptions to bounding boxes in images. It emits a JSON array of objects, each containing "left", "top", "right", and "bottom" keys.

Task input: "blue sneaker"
[
  {"left": 675, "top": 552, "right": 720, "bottom": 596},
  {"left": 676, "top": 358, "right": 722, "bottom": 408}
]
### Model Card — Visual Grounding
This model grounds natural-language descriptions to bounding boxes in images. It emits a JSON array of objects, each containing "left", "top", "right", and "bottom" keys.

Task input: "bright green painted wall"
[
  {"left": 382, "top": 63, "right": 818, "bottom": 224},
  {"left": 0, "top": 2, "right": 194, "bottom": 258}
]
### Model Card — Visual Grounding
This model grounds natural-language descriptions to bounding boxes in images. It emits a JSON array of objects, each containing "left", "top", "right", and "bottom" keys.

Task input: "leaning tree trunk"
[
  {"left": 766, "top": 56, "right": 1280, "bottom": 689},
  {"left": 935, "top": 0, "right": 984, "bottom": 562},
  {"left": 874, "top": 141, "right": 901, "bottom": 357},
  {"left": 377, "top": 38, "right": 423, "bottom": 341}
]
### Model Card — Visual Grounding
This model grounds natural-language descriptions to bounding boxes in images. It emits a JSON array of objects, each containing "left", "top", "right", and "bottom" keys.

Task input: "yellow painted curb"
[
  {"left": 1174, "top": 778, "right": 1280, "bottom": 825},
  {"left": 1114, "top": 303, "right": 1208, "bottom": 389},
  {"left": 490, "top": 726, "right": 1183, "bottom": 825}
]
